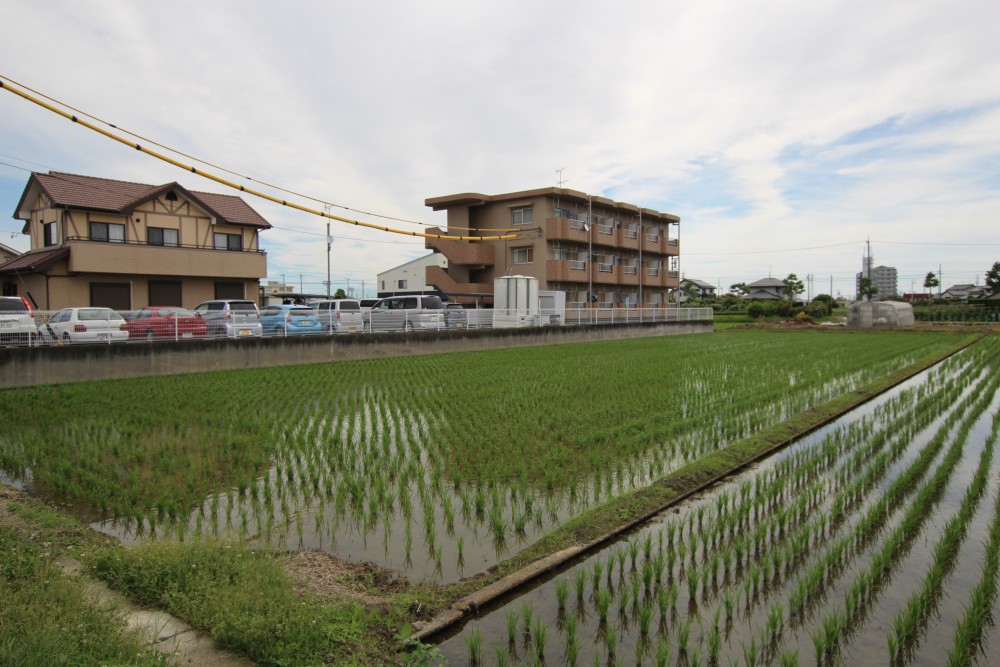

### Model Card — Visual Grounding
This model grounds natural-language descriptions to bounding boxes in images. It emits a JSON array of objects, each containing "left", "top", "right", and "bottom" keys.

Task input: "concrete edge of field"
[
  {"left": 410, "top": 332, "right": 983, "bottom": 643},
  {"left": 54, "top": 556, "right": 252, "bottom": 667},
  {"left": 0, "top": 320, "right": 711, "bottom": 388}
]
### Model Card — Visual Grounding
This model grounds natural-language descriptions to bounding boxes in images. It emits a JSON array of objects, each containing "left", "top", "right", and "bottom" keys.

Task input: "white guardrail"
[{"left": 0, "top": 307, "right": 714, "bottom": 348}]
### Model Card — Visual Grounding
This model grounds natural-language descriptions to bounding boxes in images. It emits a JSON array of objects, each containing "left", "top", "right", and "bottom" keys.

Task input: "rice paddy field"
[
  {"left": 1, "top": 329, "right": 996, "bottom": 666},
  {"left": 0, "top": 331, "right": 974, "bottom": 583},
  {"left": 438, "top": 334, "right": 1000, "bottom": 666}
]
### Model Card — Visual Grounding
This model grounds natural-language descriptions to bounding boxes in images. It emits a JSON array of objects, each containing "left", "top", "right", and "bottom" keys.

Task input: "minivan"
[
  {"left": 193, "top": 299, "right": 263, "bottom": 338},
  {"left": 313, "top": 299, "right": 364, "bottom": 333},
  {"left": 367, "top": 295, "right": 445, "bottom": 333}
]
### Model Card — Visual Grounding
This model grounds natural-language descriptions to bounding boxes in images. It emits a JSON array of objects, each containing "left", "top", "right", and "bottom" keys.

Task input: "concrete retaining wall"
[{"left": 0, "top": 321, "right": 712, "bottom": 388}]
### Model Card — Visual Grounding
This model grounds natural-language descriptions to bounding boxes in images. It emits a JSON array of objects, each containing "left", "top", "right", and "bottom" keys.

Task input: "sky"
[{"left": 2, "top": 0, "right": 999, "bottom": 300}]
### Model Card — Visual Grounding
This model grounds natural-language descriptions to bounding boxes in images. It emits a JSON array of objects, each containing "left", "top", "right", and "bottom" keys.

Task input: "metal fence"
[{"left": 0, "top": 307, "right": 714, "bottom": 348}]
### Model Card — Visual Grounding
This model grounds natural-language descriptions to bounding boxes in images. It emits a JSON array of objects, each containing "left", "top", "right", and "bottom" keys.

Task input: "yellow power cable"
[{"left": 0, "top": 78, "right": 527, "bottom": 242}]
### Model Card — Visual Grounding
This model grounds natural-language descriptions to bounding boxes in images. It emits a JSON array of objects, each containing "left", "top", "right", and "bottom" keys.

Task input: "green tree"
[
  {"left": 333, "top": 288, "right": 347, "bottom": 299},
  {"left": 782, "top": 273, "right": 804, "bottom": 302},
  {"left": 858, "top": 277, "right": 879, "bottom": 302},
  {"left": 729, "top": 282, "right": 750, "bottom": 296},
  {"left": 681, "top": 282, "right": 700, "bottom": 303},
  {"left": 923, "top": 271, "right": 940, "bottom": 293},
  {"left": 985, "top": 262, "right": 1000, "bottom": 292}
]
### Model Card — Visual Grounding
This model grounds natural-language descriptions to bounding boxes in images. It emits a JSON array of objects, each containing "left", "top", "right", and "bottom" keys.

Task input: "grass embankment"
[
  {"left": 0, "top": 489, "right": 166, "bottom": 666},
  {"left": 0, "top": 485, "right": 446, "bottom": 666},
  {"left": 433, "top": 330, "right": 982, "bottom": 604}
]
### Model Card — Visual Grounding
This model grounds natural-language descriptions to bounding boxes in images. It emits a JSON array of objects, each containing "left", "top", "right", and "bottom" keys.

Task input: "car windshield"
[
  {"left": 0, "top": 298, "right": 28, "bottom": 313},
  {"left": 157, "top": 308, "right": 196, "bottom": 317},
  {"left": 229, "top": 302, "right": 257, "bottom": 311},
  {"left": 422, "top": 296, "right": 444, "bottom": 309},
  {"left": 339, "top": 301, "right": 360, "bottom": 310}
]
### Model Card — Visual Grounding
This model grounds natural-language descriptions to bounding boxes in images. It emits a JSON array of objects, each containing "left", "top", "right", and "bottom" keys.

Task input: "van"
[
  {"left": 367, "top": 295, "right": 445, "bottom": 332},
  {"left": 193, "top": 299, "right": 263, "bottom": 338},
  {"left": 313, "top": 299, "right": 364, "bottom": 333}
]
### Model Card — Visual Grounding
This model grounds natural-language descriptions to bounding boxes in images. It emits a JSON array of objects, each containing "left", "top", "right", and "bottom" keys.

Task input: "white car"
[{"left": 38, "top": 307, "right": 129, "bottom": 345}]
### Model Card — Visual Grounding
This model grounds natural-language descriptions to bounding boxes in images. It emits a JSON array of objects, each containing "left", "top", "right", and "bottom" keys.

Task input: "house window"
[
  {"left": 397, "top": 279, "right": 408, "bottom": 289},
  {"left": 214, "top": 232, "right": 242, "bottom": 251},
  {"left": 90, "top": 221, "right": 125, "bottom": 243},
  {"left": 512, "top": 247, "right": 533, "bottom": 264},
  {"left": 511, "top": 207, "right": 533, "bottom": 226},
  {"left": 43, "top": 222, "right": 58, "bottom": 246},
  {"left": 148, "top": 227, "right": 179, "bottom": 247}
]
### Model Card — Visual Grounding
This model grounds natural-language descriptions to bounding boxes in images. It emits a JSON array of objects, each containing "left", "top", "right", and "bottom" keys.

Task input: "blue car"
[{"left": 259, "top": 304, "right": 324, "bottom": 336}]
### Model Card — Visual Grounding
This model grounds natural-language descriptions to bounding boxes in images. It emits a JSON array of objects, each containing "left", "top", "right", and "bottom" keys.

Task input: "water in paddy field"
[{"left": 436, "top": 352, "right": 1000, "bottom": 667}]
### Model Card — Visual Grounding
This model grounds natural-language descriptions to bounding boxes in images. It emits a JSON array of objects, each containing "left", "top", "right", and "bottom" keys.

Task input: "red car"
[{"left": 123, "top": 307, "right": 207, "bottom": 341}]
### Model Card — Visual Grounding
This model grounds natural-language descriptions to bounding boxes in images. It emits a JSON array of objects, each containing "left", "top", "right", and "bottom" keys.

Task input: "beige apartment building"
[
  {"left": 1, "top": 171, "right": 270, "bottom": 310},
  {"left": 424, "top": 187, "right": 680, "bottom": 307}
]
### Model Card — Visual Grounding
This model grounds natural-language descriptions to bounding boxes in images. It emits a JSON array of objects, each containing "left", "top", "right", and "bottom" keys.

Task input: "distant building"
[
  {"left": 855, "top": 258, "right": 897, "bottom": 300},
  {"left": 680, "top": 278, "right": 716, "bottom": 301},
  {"left": 747, "top": 277, "right": 786, "bottom": 300},
  {"left": 423, "top": 187, "right": 680, "bottom": 308},
  {"left": 940, "top": 284, "right": 989, "bottom": 300},
  {"left": 0, "top": 242, "right": 21, "bottom": 266},
  {"left": 377, "top": 253, "right": 448, "bottom": 298}
]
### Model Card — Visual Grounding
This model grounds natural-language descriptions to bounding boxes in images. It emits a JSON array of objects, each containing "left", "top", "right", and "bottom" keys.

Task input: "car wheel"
[
  {"left": 145, "top": 329, "right": 155, "bottom": 342},
  {"left": 61, "top": 332, "right": 72, "bottom": 345},
  {"left": 404, "top": 321, "right": 415, "bottom": 332}
]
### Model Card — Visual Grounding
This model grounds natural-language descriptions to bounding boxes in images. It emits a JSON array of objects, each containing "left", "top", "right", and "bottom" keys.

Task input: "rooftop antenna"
[{"left": 556, "top": 167, "right": 567, "bottom": 188}]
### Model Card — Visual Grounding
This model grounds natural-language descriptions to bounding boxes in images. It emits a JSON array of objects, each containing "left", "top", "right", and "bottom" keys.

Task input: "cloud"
[{"left": 2, "top": 0, "right": 1000, "bottom": 298}]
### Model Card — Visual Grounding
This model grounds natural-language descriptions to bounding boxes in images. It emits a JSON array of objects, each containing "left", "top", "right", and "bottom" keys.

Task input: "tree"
[
  {"left": 333, "top": 288, "right": 347, "bottom": 299},
  {"left": 858, "top": 277, "right": 879, "bottom": 302},
  {"left": 681, "top": 282, "right": 700, "bottom": 303},
  {"left": 729, "top": 282, "right": 750, "bottom": 296},
  {"left": 923, "top": 271, "right": 940, "bottom": 293},
  {"left": 986, "top": 262, "right": 1000, "bottom": 293},
  {"left": 782, "top": 273, "right": 804, "bottom": 302}
]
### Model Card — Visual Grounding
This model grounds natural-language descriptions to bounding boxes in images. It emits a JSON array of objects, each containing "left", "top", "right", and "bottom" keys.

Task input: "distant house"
[
  {"left": 1, "top": 171, "right": 270, "bottom": 310},
  {"left": 940, "top": 284, "right": 988, "bottom": 300},
  {"left": 747, "top": 277, "right": 786, "bottom": 300},
  {"left": 0, "top": 242, "right": 21, "bottom": 265},
  {"left": 680, "top": 278, "right": 716, "bottom": 301},
  {"left": 377, "top": 253, "right": 449, "bottom": 298}
]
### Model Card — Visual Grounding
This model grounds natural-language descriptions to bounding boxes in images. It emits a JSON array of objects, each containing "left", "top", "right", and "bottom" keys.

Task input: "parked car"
[
  {"left": 313, "top": 299, "right": 364, "bottom": 333},
  {"left": 0, "top": 296, "right": 37, "bottom": 347},
  {"left": 259, "top": 304, "right": 324, "bottom": 336},
  {"left": 37, "top": 307, "right": 128, "bottom": 345},
  {"left": 367, "top": 295, "right": 446, "bottom": 332},
  {"left": 122, "top": 306, "right": 207, "bottom": 341},
  {"left": 444, "top": 302, "right": 467, "bottom": 329},
  {"left": 193, "top": 299, "right": 263, "bottom": 338}
]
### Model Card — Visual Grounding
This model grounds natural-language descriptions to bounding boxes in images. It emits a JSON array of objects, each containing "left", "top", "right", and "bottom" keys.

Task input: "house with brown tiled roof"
[{"left": 1, "top": 171, "right": 270, "bottom": 310}]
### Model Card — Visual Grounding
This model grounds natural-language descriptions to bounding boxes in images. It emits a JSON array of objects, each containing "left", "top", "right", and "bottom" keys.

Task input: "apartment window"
[
  {"left": 397, "top": 279, "right": 408, "bottom": 289},
  {"left": 511, "top": 206, "right": 533, "bottom": 226},
  {"left": 512, "top": 247, "right": 533, "bottom": 264},
  {"left": 42, "top": 222, "right": 58, "bottom": 246},
  {"left": 90, "top": 221, "right": 125, "bottom": 243},
  {"left": 214, "top": 232, "right": 242, "bottom": 251},
  {"left": 555, "top": 207, "right": 577, "bottom": 220},
  {"left": 148, "top": 227, "right": 179, "bottom": 247},
  {"left": 553, "top": 247, "right": 571, "bottom": 260}
]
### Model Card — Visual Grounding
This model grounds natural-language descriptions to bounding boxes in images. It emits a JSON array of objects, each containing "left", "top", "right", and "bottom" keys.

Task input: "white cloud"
[{"left": 2, "top": 0, "right": 1000, "bottom": 299}]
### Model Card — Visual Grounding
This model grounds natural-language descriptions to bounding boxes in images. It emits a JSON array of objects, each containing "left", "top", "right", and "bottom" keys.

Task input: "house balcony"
[
  {"left": 65, "top": 238, "right": 266, "bottom": 279},
  {"left": 620, "top": 265, "right": 640, "bottom": 286},
  {"left": 424, "top": 228, "right": 495, "bottom": 267},
  {"left": 545, "top": 259, "right": 590, "bottom": 282}
]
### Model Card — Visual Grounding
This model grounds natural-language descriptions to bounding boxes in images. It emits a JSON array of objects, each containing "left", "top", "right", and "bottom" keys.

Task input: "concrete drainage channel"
[{"left": 54, "top": 556, "right": 251, "bottom": 666}]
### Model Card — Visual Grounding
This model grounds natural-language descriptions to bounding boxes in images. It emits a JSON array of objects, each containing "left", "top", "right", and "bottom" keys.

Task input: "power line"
[{"left": 0, "top": 76, "right": 531, "bottom": 241}]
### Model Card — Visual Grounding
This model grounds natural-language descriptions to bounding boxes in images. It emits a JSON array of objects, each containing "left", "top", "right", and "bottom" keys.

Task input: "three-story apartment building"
[
  {"left": 424, "top": 187, "right": 680, "bottom": 308},
  {"left": 1, "top": 171, "right": 270, "bottom": 310}
]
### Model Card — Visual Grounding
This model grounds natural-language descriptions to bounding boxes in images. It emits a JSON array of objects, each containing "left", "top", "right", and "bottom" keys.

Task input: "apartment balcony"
[
  {"left": 545, "top": 218, "right": 591, "bottom": 244},
  {"left": 618, "top": 228, "right": 641, "bottom": 251},
  {"left": 65, "top": 238, "right": 266, "bottom": 279},
  {"left": 545, "top": 259, "right": 589, "bottom": 282},
  {"left": 619, "top": 265, "right": 640, "bottom": 286},
  {"left": 424, "top": 227, "right": 495, "bottom": 267}
]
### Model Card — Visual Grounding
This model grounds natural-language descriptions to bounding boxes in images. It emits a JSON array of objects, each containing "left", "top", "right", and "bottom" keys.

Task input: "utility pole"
[
  {"left": 326, "top": 221, "right": 332, "bottom": 298},
  {"left": 587, "top": 195, "right": 593, "bottom": 312}
]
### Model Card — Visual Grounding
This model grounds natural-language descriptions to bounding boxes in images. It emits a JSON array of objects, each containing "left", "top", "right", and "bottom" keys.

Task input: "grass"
[{"left": 0, "top": 492, "right": 165, "bottom": 666}]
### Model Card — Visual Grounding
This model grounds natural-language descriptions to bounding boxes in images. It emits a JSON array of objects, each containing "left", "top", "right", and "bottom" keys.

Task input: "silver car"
[
  {"left": 313, "top": 299, "right": 364, "bottom": 334},
  {"left": 193, "top": 299, "right": 263, "bottom": 338},
  {"left": 367, "top": 295, "right": 446, "bottom": 332}
]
